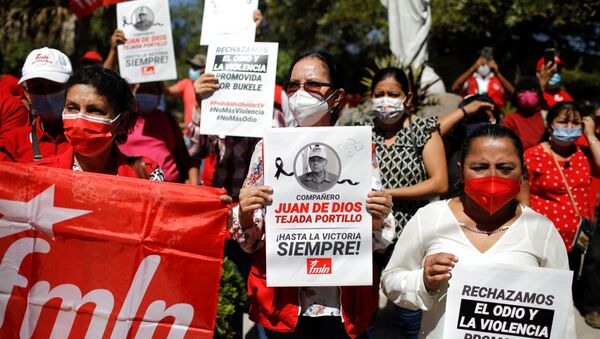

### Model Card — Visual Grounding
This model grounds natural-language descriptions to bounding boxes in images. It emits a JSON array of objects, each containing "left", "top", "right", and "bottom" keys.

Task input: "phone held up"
[
  {"left": 481, "top": 46, "right": 493, "bottom": 61},
  {"left": 544, "top": 48, "right": 556, "bottom": 67}
]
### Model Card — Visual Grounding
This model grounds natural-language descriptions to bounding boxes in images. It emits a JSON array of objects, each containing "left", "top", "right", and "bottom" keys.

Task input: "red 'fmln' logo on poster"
[
  {"left": 307, "top": 258, "right": 332, "bottom": 274},
  {"left": 142, "top": 65, "right": 155, "bottom": 74}
]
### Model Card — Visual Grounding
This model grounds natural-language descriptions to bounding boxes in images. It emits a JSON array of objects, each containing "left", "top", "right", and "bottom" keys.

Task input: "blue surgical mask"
[
  {"left": 552, "top": 127, "right": 581, "bottom": 144},
  {"left": 548, "top": 73, "right": 562, "bottom": 87},
  {"left": 29, "top": 90, "right": 66, "bottom": 120},
  {"left": 158, "top": 94, "right": 167, "bottom": 112},
  {"left": 136, "top": 93, "right": 160, "bottom": 114},
  {"left": 189, "top": 68, "right": 201, "bottom": 81}
]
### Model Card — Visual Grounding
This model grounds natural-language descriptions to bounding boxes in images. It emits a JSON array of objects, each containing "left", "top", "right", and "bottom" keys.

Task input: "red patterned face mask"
[
  {"left": 464, "top": 176, "right": 520, "bottom": 215},
  {"left": 63, "top": 113, "right": 120, "bottom": 156}
]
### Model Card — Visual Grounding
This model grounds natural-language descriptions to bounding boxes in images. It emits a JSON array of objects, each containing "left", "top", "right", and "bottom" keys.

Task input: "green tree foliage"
[
  {"left": 170, "top": 1, "right": 206, "bottom": 81},
  {"left": 1, "top": 1, "right": 73, "bottom": 72},
  {"left": 214, "top": 256, "right": 247, "bottom": 339},
  {"left": 429, "top": 0, "right": 600, "bottom": 107},
  {"left": 263, "top": 0, "right": 388, "bottom": 91},
  {"left": 2, "top": 0, "right": 599, "bottom": 105}
]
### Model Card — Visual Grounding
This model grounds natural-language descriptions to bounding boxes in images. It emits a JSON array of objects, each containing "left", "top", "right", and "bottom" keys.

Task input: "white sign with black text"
[
  {"left": 200, "top": 43, "right": 278, "bottom": 138},
  {"left": 264, "top": 126, "right": 373, "bottom": 287},
  {"left": 116, "top": 0, "right": 177, "bottom": 83},
  {"left": 200, "top": 0, "right": 258, "bottom": 46},
  {"left": 444, "top": 262, "right": 573, "bottom": 339}
]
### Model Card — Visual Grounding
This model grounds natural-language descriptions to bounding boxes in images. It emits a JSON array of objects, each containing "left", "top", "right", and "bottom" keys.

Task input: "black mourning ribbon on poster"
[
  {"left": 274, "top": 158, "right": 294, "bottom": 179},
  {"left": 274, "top": 157, "right": 359, "bottom": 185}
]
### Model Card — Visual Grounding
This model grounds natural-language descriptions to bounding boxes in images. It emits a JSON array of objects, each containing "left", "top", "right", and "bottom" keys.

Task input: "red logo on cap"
[
  {"left": 307, "top": 258, "right": 332, "bottom": 274},
  {"left": 32, "top": 53, "right": 51, "bottom": 65},
  {"left": 141, "top": 66, "right": 155, "bottom": 75}
]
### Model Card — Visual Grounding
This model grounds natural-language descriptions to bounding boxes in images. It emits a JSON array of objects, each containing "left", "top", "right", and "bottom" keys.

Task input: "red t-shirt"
[
  {"left": 501, "top": 110, "right": 546, "bottom": 150},
  {"left": 543, "top": 88, "right": 573, "bottom": 109},
  {"left": 0, "top": 74, "right": 25, "bottom": 98},
  {"left": 0, "top": 117, "right": 69, "bottom": 163},
  {"left": 119, "top": 110, "right": 179, "bottom": 182},
  {"left": 0, "top": 94, "right": 29, "bottom": 147},
  {"left": 174, "top": 78, "right": 196, "bottom": 131},
  {"left": 525, "top": 144, "right": 591, "bottom": 251},
  {"left": 35, "top": 146, "right": 160, "bottom": 179}
]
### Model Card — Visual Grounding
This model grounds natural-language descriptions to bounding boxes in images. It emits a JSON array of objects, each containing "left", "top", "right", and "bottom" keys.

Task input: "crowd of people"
[{"left": 1, "top": 11, "right": 599, "bottom": 339}]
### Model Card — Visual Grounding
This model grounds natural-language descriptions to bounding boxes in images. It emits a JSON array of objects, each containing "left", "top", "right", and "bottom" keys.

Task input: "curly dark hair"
[{"left": 65, "top": 65, "right": 136, "bottom": 144}]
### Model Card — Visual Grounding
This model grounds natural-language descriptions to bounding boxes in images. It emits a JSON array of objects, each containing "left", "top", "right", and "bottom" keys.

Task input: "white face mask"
[
  {"left": 477, "top": 64, "right": 491, "bottom": 77},
  {"left": 288, "top": 89, "right": 337, "bottom": 127},
  {"left": 372, "top": 96, "right": 405, "bottom": 121}
]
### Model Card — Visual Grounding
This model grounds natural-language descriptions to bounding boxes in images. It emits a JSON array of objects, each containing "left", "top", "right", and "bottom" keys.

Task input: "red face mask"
[
  {"left": 63, "top": 113, "right": 119, "bottom": 156},
  {"left": 464, "top": 176, "right": 520, "bottom": 215}
]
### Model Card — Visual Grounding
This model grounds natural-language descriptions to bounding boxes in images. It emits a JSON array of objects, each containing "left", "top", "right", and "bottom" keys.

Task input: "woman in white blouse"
[{"left": 381, "top": 124, "right": 575, "bottom": 338}]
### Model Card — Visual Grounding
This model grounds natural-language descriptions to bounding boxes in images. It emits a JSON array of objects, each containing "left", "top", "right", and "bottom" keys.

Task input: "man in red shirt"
[
  {"left": 451, "top": 50, "right": 514, "bottom": 111},
  {"left": 536, "top": 56, "right": 573, "bottom": 109},
  {"left": 0, "top": 47, "right": 72, "bottom": 163}
]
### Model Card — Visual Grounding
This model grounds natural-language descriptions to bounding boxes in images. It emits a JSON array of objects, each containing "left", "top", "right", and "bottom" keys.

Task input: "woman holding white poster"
[
  {"left": 211, "top": 51, "right": 395, "bottom": 338},
  {"left": 381, "top": 124, "right": 575, "bottom": 338}
]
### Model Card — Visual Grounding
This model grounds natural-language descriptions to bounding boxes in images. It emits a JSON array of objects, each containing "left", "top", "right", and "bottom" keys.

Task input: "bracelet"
[
  {"left": 460, "top": 106, "right": 468, "bottom": 119},
  {"left": 590, "top": 139, "right": 599, "bottom": 146}
]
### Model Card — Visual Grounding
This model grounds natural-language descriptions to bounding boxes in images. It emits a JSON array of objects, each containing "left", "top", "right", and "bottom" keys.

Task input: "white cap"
[
  {"left": 19, "top": 47, "right": 73, "bottom": 84},
  {"left": 309, "top": 145, "right": 327, "bottom": 160}
]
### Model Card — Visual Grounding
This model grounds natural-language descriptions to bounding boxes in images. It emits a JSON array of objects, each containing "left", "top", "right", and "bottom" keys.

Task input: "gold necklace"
[{"left": 458, "top": 222, "right": 509, "bottom": 235}]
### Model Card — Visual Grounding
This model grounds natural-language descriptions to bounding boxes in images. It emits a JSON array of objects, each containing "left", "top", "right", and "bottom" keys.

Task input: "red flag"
[
  {"left": 70, "top": 0, "right": 126, "bottom": 19},
  {"left": 0, "top": 162, "right": 228, "bottom": 338}
]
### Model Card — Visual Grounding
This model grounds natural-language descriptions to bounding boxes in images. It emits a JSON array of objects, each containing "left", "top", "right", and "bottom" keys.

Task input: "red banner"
[
  {"left": 70, "top": 0, "right": 125, "bottom": 19},
  {"left": 0, "top": 162, "right": 228, "bottom": 338}
]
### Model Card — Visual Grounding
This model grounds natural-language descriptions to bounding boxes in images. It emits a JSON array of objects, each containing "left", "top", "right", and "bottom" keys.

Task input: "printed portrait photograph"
[{"left": 294, "top": 143, "right": 341, "bottom": 192}]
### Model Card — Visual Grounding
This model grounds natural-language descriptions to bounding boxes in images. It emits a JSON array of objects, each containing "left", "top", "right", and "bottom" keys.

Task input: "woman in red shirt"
[
  {"left": 522, "top": 101, "right": 600, "bottom": 326},
  {"left": 37, "top": 65, "right": 164, "bottom": 180},
  {"left": 523, "top": 102, "right": 600, "bottom": 251}
]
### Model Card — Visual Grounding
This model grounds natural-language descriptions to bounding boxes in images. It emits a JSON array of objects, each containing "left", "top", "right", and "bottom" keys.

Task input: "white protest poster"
[
  {"left": 116, "top": 0, "right": 177, "bottom": 83},
  {"left": 444, "top": 262, "right": 573, "bottom": 339},
  {"left": 200, "top": 43, "right": 278, "bottom": 138},
  {"left": 200, "top": 0, "right": 258, "bottom": 46},
  {"left": 263, "top": 126, "right": 373, "bottom": 287}
]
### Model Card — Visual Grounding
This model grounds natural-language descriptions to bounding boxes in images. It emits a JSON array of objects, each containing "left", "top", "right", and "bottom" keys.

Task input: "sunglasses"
[{"left": 287, "top": 80, "right": 332, "bottom": 94}]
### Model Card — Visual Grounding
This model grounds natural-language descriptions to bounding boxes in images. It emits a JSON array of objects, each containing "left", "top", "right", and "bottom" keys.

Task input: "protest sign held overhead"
[
  {"left": 444, "top": 262, "right": 574, "bottom": 339},
  {"left": 200, "top": 0, "right": 258, "bottom": 46},
  {"left": 201, "top": 43, "right": 278, "bottom": 138},
  {"left": 0, "top": 162, "right": 228, "bottom": 338},
  {"left": 117, "top": 0, "right": 177, "bottom": 83},
  {"left": 263, "top": 126, "right": 373, "bottom": 287}
]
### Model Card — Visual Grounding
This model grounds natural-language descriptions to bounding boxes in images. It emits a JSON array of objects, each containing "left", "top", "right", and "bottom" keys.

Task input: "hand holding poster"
[
  {"left": 200, "top": 43, "right": 278, "bottom": 138},
  {"left": 200, "top": 0, "right": 258, "bottom": 46},
  {"left": 264, "top": 126, "right": 373, "bottom": 287},
  {"left": 0, "top": 162, "right": 228, "bottom": 338},
  {"left": 444, "top": 262, "right": 574, "bottom": 339},
  {"left": 117, "top": 0, "right": 177, "bottom": 83}
]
